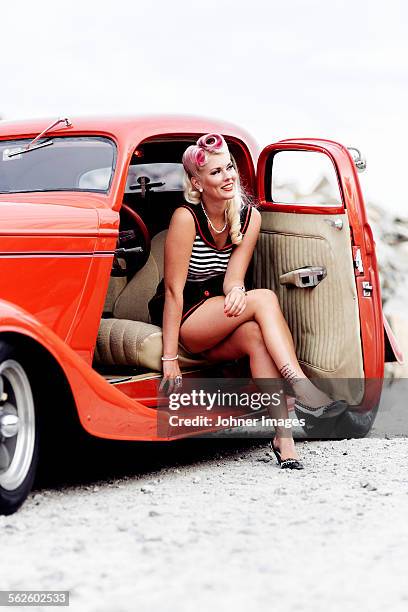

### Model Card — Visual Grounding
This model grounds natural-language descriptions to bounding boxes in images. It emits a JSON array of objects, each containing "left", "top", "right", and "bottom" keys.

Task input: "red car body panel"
[
  {"left": 0, "top": 300, "right": 162, "bottom": 441},
  {"left": 0, "top": 116, "right": 259, "bottom": 440}
]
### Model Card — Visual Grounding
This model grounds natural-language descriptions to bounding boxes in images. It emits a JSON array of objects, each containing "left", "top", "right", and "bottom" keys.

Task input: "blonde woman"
[{"left": 149, "top": 133, "right": 347, "bottom": 469}]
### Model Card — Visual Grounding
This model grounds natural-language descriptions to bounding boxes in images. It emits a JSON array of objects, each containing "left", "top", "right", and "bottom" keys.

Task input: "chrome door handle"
[{"left": 279, "top": 266, "right": 327, "bottom": 288}]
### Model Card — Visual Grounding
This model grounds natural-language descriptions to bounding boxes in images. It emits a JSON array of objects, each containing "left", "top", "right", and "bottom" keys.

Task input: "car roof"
[{"left": 0, "top": 114, "right": 260, "bottom": 158}]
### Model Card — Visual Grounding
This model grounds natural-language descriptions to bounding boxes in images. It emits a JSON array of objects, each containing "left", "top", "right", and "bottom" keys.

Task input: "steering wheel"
[{"left": 113, "top": 204, "right": 151, "bottom": 278}]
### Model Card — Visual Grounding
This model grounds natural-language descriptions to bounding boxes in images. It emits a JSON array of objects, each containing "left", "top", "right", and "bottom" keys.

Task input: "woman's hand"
[
  {"left": 159, "top": 359, "right": 182, "bottom": 395},
  {"left": 224, "top": 286, "right": 247, "bottom": 317}
]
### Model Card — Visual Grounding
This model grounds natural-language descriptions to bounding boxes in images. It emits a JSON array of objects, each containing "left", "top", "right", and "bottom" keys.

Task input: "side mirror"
[{"left": 347, "top": 147, "right": 367, "bottom": 172}]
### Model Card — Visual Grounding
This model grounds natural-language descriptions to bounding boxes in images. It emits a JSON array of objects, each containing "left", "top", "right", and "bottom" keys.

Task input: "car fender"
[{"left": 0, "top": 299, "right": 160, "bottom": 441}]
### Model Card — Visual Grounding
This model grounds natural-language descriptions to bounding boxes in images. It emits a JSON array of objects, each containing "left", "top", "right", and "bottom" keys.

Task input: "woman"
[{"left": 149, "top": 133, "right": 347, "bottom": 469}]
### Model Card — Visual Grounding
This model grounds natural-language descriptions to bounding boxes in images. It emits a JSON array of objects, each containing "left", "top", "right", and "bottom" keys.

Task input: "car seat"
[{"left": 94, "top": 230, "right": 208, "bottom": 371}]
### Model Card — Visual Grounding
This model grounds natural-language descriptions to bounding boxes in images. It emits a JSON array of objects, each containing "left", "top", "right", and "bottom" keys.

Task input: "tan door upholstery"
[{"left": 252, "top": 211, "right": 364, "bottom": 404}]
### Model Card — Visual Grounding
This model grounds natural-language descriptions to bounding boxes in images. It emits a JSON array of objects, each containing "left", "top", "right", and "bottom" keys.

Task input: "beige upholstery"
[
  {"left": 113, "top": 230, "right": 167, "bottom": 322},
  {"left": 102, "top": 276, "right": 127, "bottom": 315},
  {"left": 252, "top": 211, "right": 364, "bottom": 405},
  {"left": 95, "top": 230, "right": 207, "bottom": 370},
  {"left": 94, "top": 319, "right": 206, "bottom": 370}
]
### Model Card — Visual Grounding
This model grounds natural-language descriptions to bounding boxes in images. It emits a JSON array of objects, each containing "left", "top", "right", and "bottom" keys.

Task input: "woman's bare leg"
[
  {"left": 180, "top": 288, "right": 332, "bottom": 409},
  {"left": 200, "top": 321, "right": 299, "bottom": 460},
  {"left": 181, "top": 289, "right": 301, "bottom": 367}
]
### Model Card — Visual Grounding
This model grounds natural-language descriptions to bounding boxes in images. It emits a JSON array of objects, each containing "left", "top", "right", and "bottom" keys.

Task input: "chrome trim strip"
[
  {"left": 0, "top": 230, "right": 117, "bottom": 237},
  {"left": 0, "top": 252, "right": 114, "bottom": 258}
]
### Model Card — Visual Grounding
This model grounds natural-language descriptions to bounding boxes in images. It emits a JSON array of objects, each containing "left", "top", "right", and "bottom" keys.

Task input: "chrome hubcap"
[
  {"left": 0, "top": 360, "right": 35, "bottom": 491},
  {"left": 0, "top": 412, "right": 20, "bottom": 438}
]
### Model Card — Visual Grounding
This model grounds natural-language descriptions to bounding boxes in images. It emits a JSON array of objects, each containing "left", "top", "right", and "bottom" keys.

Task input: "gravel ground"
[{"left": 1, "top": 427, "right": 408, "bottom": 612}]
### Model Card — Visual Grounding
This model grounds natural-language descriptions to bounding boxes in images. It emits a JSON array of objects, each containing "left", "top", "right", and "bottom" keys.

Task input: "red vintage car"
[{"left": 0, "top": 115, "right": 403, "bottom": 515}]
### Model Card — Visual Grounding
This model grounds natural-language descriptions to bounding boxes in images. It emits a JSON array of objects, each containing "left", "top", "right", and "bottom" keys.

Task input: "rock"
[
  {"left": 141, "top": 486, "right": 155, "bottom": 494},
  {"left": 360, "top": 481, "right": 377, "bottom": 492},
  {"left": 395, "top": 242, "right": 408, "bottom": 266},
  {"left": 367, "top": 201, "right": 408, "bottom": 378},
  {"left": 384, "top": 222, "right": 408, "bottom": 243}
]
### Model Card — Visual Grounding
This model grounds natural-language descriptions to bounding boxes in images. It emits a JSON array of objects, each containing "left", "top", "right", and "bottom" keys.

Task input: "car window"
[
  {"left": 125, "top": 163, "right": 185, "bottom": 194},
  {"left": 271, "top": 151, "right": 342, "bottom": 206},
  {"left": 0, "top": 136, "right": 116, "bottom": 194}
]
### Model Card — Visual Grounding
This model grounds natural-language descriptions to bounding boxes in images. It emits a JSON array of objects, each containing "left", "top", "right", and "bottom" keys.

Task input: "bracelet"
[
  {"left": 161, "top": 354, "right": 179, "bottom": 361},
  {"left": 231, "top": 285, "right": 247, "bottom": 295}
]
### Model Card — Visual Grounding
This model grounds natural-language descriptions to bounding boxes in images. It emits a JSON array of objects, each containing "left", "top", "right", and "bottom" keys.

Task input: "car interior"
[
  {"left": 93, "top": 136, "right": 366, "bottom": 406},
  {"left": 93, "top": 137, "right": 256, "bottom": 380}
]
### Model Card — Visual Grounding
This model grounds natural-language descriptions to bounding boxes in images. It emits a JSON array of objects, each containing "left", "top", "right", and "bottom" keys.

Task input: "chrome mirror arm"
[{"left": 26, "top": 117, "right": 72, "bottom": 151}]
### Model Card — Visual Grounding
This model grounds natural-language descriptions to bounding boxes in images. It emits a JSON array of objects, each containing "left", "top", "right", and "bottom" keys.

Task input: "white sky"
[{"left": 1, "top": 0, "right": 407, "bottom": 215}]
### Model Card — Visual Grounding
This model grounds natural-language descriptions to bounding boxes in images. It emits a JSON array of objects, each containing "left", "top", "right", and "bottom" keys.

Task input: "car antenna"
[{"left": 25, "top": 117, "right": 72, "bottom": 150}]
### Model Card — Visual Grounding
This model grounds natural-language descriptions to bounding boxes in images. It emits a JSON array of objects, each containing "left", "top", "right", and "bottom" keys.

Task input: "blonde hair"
[{"left": 182, "top": 134, "right": 250, "bottom": 245}]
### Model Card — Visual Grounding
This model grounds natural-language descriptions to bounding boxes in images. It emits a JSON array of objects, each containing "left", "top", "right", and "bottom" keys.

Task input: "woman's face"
[{"left": 192, "top": 152, "right": 237, "bottom": 202}]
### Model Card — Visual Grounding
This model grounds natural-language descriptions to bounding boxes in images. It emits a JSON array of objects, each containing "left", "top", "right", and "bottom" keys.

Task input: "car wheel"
[
  {"left": 0, "top": 341, "right": 39, "bottom": 515},
  {"left": 333, "top": 404, "right": 379, "bottom": 439},
  {"left": 301, "top": 404, "right": 379, "bottom": 439}
]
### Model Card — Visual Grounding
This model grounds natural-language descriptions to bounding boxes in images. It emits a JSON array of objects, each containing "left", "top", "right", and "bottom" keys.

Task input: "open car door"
[{"left": 254, "top": 139, "right": 385, "bottom": 437}]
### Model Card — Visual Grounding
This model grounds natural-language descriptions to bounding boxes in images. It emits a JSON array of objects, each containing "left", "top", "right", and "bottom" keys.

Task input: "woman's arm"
[
  {"left": 162, "top": 207, "right": 196, "bottom": 359},
  {"left": 223, "top": 208, "right": 261, "bottom": 317}
]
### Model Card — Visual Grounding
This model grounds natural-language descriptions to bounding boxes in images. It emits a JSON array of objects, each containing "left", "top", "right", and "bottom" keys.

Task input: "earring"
[{"left": 199, "top": 188, "right": 203, "bottom": 193}]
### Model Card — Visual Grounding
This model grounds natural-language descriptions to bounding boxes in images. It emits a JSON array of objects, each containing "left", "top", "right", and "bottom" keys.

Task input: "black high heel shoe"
[
  {"left": 270, "top": 441, "right": 304, "bottom": 470},
  {"left": 294, "top": 398, "right": 348, "bottom": 419}
]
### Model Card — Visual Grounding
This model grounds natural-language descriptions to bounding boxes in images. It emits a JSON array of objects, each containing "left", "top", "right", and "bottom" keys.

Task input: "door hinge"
[
  {"left": 362, "top": 281, "right": 373, "bottom": 297},
  {"left": 324, "top": 218, "right": 343, "bottom": 230},
  {"left": 353, "top": 247, "right": 364, "bottom": 275}
]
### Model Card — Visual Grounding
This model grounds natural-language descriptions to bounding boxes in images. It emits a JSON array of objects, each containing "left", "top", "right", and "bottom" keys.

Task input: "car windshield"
[{"left": 0, "top": 136, "right": 116, "bottom": 194}]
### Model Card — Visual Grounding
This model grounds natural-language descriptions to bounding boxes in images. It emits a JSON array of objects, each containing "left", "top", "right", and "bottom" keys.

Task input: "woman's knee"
[{"left": 248, "top": 288, "right": 279, "bottom": 309}]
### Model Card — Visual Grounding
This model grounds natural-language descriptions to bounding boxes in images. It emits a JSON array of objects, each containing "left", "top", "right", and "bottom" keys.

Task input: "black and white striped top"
[{"left": 180, "top": 204, "right": 252, "bottom": 283}]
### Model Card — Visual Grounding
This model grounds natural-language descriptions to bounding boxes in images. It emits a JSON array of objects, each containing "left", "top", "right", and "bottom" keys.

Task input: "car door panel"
[
  {"left": 256, "top": 139, "right": 382, "bottom": 408},
  {"left": 252, "top": 211, "right": 364, "bottom": 405}
]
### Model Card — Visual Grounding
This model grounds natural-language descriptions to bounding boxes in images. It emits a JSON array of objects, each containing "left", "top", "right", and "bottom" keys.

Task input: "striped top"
[{"left": 180, "top": 204, "right": 252, "bottom": 283}]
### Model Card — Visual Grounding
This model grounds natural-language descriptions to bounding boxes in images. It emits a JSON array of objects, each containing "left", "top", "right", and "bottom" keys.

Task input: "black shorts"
[{"left": 148, "top": 275, "right": 225, "bottom": 328}]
